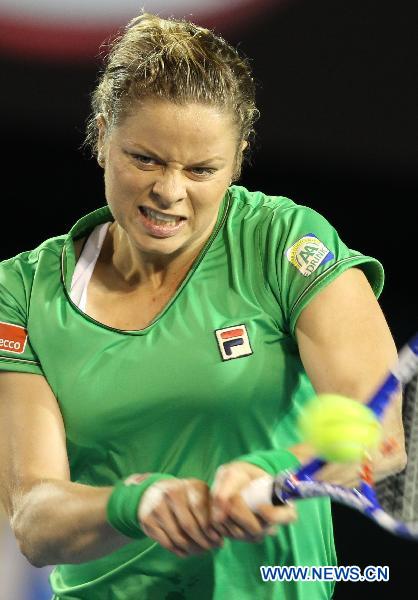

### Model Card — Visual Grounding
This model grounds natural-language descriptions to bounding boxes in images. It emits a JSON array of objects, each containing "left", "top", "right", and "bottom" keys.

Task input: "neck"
[{"left": 105, "top": 223, "right": 209, "bottom": 291}]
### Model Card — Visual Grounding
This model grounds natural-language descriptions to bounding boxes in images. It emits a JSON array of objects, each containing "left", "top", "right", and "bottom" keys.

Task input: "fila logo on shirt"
[
  {"left": 0, "top": 322, "right": 28, "bottom": 354},
  {"left": 215, "top": 324, "right": 253, "bottom": 361}
]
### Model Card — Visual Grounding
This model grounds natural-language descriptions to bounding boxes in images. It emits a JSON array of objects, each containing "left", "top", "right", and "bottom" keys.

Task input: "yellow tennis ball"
[{"left": 298, "top": 394, "right": 382, "bottom": 462}]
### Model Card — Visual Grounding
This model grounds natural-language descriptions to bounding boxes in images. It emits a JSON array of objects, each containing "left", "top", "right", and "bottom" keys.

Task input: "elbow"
[
  {"left": 12, "top": 515, "right": 43, "bottom": 568},
  {"left": 11, "top": 506, "right": 59, "bottom": 568},
  {"left": 11, "top": 504, "right": 93, "bottom": 567},
  {"left": 13, "top": 527, "right": 57, "bottom": 568},
  {"left": 20, "top": 546, "right": 50, "bottom": 569}
]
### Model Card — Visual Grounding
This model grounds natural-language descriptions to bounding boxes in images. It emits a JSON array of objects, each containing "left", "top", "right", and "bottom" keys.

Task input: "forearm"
[{"left": 11, "top": 479, "right": 131, "bottom": 567}]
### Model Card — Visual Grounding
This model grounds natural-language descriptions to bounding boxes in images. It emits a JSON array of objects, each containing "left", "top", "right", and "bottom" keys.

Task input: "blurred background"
[{"left": 0, "top": 0, "right": 416, "bottom": 598}]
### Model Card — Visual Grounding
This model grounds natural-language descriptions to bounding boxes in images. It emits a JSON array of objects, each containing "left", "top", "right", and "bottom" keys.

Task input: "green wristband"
[
  {"left": 106, "top": 473, "right": 174, "bottom": 539},
  {"left": 235, "top": 449, "right": 300, "bottom": 476}
]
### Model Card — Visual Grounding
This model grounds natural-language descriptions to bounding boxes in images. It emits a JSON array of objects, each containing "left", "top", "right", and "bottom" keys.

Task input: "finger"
[
  {"left": 213, "top": 518, "right": 276, "bottom": 542},
  {"left": 186, "top": 485, "right": 223, "bottom": 546},
  {"left": 210, "top": 519, "right": 231, "bottom": 537},
  {"left": 254, "top": 502, "right": 297, "bottom": 525},
  {"left": 211, "top": 487, "right": 272, "bottom": 538},
  {"left": 140, "top": 480, "right": 205, "bottom": 552},
  {"left": 168, "top": 483, "right": 220, "bottom": 551},
  {"left": 139, "top": 480, "right": 221, "bottom": 554},
  {"left": 222, "top": 496, "right": 267, "bottom": 537},
  {"left": 142, "top": 522, "right": 188, "bottom": 557},
  {"left": 218, "top": 513, "right": 248, "bottom": 539},
  {"left": 145, "top": 500, "right": 194, "bottom": 553},
  {"left": 212, "top": 463, "right": 272, "bottom": 511},
  {"left": 211, "top": 465, "right": 252, "bottom": 520},
  {"left": 264, "top": 524, "right": 278, "bottom": 536},
  {"left": 213, "top": 516, "right": 270, "bottom": 542}
]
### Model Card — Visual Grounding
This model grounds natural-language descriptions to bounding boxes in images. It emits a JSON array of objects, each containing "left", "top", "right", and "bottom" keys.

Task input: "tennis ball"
[{"left": 298, "top": 394, "right": 382, "bottom": 462}]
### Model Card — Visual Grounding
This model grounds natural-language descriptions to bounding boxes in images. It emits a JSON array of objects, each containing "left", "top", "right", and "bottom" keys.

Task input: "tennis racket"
[{"left": 242, "top": 334, "right": 418, "bottom": 540}]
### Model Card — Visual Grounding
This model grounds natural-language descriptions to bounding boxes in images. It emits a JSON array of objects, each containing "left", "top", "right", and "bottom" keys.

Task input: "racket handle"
[{"left": 241, "top": 476, "right": 274, "bottom": 510}]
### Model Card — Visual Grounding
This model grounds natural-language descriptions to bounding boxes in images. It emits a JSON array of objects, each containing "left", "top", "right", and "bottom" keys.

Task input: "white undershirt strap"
[{"left": 70, "top": 222, "right": 111, "bottom": 312}]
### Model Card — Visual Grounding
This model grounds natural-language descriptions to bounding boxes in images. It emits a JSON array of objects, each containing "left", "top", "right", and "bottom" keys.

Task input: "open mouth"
[
  {"left": 139, "top": 206, "right": 186, "bottom": 227},
  {"left": 137, "top": 205, "right": 188, "bottom": 238}
]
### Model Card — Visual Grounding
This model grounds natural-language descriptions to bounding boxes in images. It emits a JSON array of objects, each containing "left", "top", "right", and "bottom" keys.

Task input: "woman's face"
[{"left": 98, "top": 99, "right": 240, "bottom": 260}]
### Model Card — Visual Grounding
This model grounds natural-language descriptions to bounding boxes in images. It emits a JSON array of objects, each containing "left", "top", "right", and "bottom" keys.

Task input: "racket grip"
[{"left": 241, "top": 476, "right": 274, "bottom": 510}]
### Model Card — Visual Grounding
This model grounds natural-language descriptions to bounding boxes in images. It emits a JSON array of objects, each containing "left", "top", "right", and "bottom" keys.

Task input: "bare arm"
[
  {"left": 0, "top": 372, "right": 130, "bottom": 567},
  {"left": 292, "top": 267, "right": 406, "bottom": 479}
]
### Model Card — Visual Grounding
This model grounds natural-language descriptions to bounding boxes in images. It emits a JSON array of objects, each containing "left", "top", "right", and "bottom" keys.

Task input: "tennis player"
[{"left": 0, "top": 13, "right": 405, "bottom": 600}]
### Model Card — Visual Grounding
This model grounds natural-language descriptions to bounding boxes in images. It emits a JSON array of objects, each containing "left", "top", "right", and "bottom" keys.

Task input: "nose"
[{"left": 151, "top": 169, "right": 186, "bottom": 208}]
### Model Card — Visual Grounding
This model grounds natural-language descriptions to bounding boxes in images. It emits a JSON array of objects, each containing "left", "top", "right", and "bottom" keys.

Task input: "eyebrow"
[
  {"left": 192, "top": 157, "right": 227, "bottom": 166},
  {"left": 127, "top": 145, "right": 227, "bottom": 166}
]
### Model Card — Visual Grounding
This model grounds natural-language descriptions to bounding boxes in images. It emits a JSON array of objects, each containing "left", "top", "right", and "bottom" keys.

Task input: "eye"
[
  {"left": 132, "top": 154, "right": 158, "bottom": 166},
  {"left": 190, "top": 167, "right": 217, "bottom": 177}
]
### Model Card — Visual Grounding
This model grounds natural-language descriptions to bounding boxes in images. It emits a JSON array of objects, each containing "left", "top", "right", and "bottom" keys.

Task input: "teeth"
[{"left": 142, "top": 206, "right": 180, "bottom": 225}]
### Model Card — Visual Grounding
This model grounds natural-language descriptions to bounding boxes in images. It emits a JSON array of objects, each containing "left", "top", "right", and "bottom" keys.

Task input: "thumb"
[{"left": 211, "top": 463, "right": 265, "bottom": 521}]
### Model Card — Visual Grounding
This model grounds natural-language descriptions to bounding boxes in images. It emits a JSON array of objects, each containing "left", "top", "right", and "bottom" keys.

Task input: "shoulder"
[
  {"left": 0, "top": 203, "right": 111, "bottom": 293},
  {"left": 228, "top": 185, "right": 333, "bottom": 232},
  {"left": 227, "top": 186, "right": 342, "bottom": 259},
  {"left": 0, "top": 236, "right": 66, "bottom": 372},
  {"left": 228, "top": 185, "right": 296, "bottom": 215},
  {"left": 0, "top": 235, "right": 66, "bottom": 302},
  {"left": 0, "top": 235, "right": 66, "bottom": 274}
]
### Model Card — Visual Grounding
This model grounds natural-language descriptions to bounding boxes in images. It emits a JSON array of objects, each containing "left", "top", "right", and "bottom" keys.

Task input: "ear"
[{"left": 97, "top": 114, "right": 107, "bottom": 167}]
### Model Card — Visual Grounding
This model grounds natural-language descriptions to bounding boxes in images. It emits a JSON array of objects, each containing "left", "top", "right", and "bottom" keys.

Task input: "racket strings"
[
  {"left": 402, "top": 374, "right": 418, "bottom": 522},
  {"left": 376, "top": 374, "right": 418, "bottom": 523}
]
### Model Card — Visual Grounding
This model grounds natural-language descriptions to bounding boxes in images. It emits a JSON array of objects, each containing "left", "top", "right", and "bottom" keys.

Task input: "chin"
[{"left": 133, "top": 235, "right": 188, "bottom": 257}]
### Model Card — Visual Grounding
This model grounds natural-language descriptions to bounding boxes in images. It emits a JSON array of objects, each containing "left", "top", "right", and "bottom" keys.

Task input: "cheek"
[
  {"left": 105, "top": 164, "right": 140, "bottom": 200},
  {"left": 191, "top": 190, "right": 225, "bottom": 223}
]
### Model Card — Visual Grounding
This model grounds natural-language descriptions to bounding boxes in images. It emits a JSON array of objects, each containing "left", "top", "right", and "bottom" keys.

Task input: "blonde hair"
[{"left": 85, "top": 13, "right": 259, "bottom": 180}]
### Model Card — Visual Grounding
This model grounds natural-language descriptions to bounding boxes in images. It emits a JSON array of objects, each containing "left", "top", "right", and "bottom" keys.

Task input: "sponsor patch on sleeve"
[
  {"left": 0, "top": 321, "right": 28, "bottom": 354},
  {"left": 286, "top": 233, "right": 334, "bottom": 277}
]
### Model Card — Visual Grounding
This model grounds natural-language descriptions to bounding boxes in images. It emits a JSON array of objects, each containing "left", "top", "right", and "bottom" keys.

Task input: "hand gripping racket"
[{"left": 242, "top": 334, "right": 418, "bottom": 539}]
